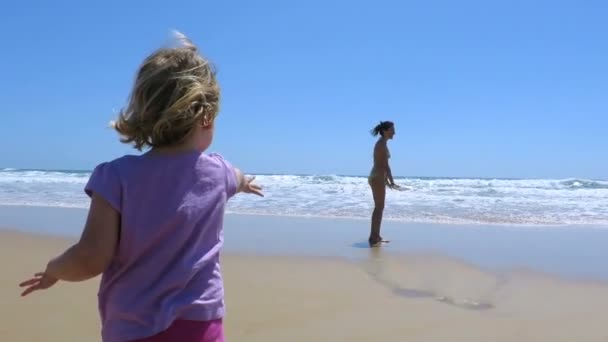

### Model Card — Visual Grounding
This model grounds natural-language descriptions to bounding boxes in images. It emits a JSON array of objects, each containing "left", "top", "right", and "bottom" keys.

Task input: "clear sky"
[{"left": 0, "top": 0, "right": 606, "bottom": 179}]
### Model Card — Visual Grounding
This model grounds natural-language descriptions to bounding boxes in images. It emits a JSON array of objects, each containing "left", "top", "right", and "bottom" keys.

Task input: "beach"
[
  {"left": 3, "top": 206, "right": 608, "bottom": 341},
  {"left": 3, "top": 1, "right": 606, "bottom": 339}
]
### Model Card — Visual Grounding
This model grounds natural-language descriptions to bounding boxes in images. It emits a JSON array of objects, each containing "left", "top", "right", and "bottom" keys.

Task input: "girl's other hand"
[{"left": 19, "top": 271, "right": 58, "bottom": 297}]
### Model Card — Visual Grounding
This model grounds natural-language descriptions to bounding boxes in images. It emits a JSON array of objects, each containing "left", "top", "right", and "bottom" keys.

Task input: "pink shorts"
[{"left": 129, "top": 319, "right": 224, "bottom": 342}]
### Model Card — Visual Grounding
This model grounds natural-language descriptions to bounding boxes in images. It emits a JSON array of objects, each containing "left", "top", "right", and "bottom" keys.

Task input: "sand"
[
  {"left": 2, "top": 230, "right": 608, "bottom": 341},
  {"left": 6, "top": 206, "right": 608, "bottom": 281}
]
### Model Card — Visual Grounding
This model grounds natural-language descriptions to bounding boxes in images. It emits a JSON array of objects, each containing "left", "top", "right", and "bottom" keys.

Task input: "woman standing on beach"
[
  {"left": 368, "top": 121, "right": 398, "bottom": 246},
  {"left": 18, "top": 32, "right": 262, "bottom": 342}
]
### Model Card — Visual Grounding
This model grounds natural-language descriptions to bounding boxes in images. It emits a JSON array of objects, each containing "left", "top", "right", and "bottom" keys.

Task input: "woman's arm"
[
  {"left": 386, "top": 165, "right": 395, "bottom": 187},
  {"left": 377, "top": 143, "right": 395, "bottom": 187}
]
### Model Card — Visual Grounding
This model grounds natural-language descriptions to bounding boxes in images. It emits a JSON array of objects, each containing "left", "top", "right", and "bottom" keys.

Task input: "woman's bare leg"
[{"left": 369, "top": 178, "right": 386, "bottom": 245}]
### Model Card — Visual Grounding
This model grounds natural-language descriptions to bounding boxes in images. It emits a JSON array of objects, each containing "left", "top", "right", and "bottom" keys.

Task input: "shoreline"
[
  {"left": 5, "top": 228, "right": 608, "bottom": 300},
  {"left": 2, "top": 205, "right": 608, "bottom": 283},
  {"left": 5, "top": 227, "right": 608, "bottom": 288},
  {"left": 1, "top": 203, "right": 607, "bottom": 228}
]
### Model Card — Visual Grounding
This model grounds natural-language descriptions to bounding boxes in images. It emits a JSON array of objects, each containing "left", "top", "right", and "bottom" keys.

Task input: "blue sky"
[{"left": 0, "top": 0, "right": 606, "bottom": 179}]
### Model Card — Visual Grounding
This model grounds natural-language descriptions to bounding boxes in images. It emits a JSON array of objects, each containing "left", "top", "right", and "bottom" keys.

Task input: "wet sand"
[
  {"left": 3, "top": 205, "right": 608, "bottom": 281},
  {"left": 2, "top": 229, "right": 608, "bottom": 341}
]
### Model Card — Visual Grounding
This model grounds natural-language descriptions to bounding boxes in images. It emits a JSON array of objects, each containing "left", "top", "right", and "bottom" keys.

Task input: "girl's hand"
[
  {"left": 19, "top": 271, "right": 58, "bottom": 297},
  {"left": 234, "top": 168, "right": 264, "bottom": 197},
  {"left": 242, "top": 176, "right": 264, "bottom": 197}
]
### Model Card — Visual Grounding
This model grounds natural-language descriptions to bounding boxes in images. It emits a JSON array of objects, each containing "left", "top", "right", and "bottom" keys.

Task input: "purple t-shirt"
[{"left": 84, "top": 151, "right": 237, "bottom": 342}]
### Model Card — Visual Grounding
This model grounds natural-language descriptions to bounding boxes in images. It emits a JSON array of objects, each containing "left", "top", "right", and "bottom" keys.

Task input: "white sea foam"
[{"left": 0, "top": 169, "right": 606, "bottom": 226}]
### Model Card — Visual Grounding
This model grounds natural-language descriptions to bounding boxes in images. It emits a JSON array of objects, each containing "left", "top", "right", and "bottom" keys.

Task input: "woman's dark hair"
[{"left": 370, "top": 121, "right": 394, "bottom": 137}]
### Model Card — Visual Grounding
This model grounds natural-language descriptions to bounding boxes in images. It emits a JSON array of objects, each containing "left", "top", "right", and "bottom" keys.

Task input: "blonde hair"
[{"left": 112, "top": 31, "right": 220, "bottom": 150}]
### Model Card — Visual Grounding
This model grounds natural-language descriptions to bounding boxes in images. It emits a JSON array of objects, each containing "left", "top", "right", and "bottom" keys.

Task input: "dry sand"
[{"left": 2, "top": 230, "right": 608, "bottom": 341}]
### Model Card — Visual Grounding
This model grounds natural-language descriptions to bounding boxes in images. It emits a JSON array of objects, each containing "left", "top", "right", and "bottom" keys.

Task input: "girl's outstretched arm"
[
  {"left": 48, "top": 193, "right": 119, "bottom": 281},
  {"left": 20, "top": 193, "right": 119, "bottom": 296}
]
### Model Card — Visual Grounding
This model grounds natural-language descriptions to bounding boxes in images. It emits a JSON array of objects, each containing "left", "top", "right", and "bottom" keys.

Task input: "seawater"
[{"left": 1, "top": 168, "right": 607, "bottom": 226}]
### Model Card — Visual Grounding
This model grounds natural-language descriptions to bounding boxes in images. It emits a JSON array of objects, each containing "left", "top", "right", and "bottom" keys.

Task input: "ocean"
[{"left": 0, "top": 168, "right": 606, "bottom": 227}]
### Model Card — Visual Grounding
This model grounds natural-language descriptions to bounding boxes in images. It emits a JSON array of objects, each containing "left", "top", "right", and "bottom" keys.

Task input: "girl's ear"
[
  {"left": 201, "top": 116, "right": 215, "bottom": 130},
  {"left": 201, "top": 113, "right": 213, "bottom": 128}
]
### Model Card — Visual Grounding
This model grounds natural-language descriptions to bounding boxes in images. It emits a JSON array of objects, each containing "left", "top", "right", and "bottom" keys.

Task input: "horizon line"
[{"left": 0, "top": 167, "right": 605, "bottom": 182}]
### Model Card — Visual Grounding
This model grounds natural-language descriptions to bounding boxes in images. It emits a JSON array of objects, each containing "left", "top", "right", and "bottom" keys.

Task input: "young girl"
[{"left": 18, "top": 31, "right": 262, "bottom": 342}]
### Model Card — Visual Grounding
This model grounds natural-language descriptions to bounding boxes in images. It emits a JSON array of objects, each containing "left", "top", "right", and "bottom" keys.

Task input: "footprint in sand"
[{"left": 434, "top": 296, "right": 494, "bottom": 310}]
